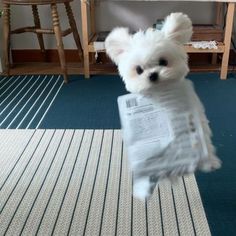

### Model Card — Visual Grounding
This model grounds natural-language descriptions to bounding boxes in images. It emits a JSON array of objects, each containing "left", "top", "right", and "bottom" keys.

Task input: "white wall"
[
  {"left": 96, "top": 2, "right": 215, "bottom": 31},
  {"left": 1, "top": 2, "right": 216, "bottom": 50}
]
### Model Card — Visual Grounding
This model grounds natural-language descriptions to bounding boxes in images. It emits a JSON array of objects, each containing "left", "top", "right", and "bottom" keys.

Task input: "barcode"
[{"left": 126, "top": 98, "right": 138, "bottom": 108}]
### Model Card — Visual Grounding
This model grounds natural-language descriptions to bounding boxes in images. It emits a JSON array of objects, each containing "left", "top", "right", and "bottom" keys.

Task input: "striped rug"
[
  {"left": 0, "top": 129, "right": 211, "bottom": 235},
  {"left": 0, "top": 75, "right": 64, "bottom": 129}
]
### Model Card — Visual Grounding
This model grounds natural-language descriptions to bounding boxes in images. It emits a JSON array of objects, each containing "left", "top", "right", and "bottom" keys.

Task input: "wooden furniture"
[
  {"left": 2, "top": 0, "right": 83, "bottom": 83},
  {"left": 80, "top": 0, "right": 235, "bottom": 79}
]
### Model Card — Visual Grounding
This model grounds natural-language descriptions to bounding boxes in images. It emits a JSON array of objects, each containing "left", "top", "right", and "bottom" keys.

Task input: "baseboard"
[
  {"left": 12, "top": 49, "right": 82, "bottom": 63},
  {"left": 11, "top": 49, "right": 236, "bottom": 67}
]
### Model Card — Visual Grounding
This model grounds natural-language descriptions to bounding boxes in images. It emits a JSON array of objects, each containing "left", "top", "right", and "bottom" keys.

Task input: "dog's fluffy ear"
[
  {"left": 161, "top": 13, "right": 192, "bottom": 44},
  {"left": 105, "top": 27, "right": 131, "bottom": 65}
]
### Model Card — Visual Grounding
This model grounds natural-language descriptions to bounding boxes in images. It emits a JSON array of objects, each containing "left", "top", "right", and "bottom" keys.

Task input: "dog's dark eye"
[
  {"left": 159, "top": 58, "right": 168, "bottom": 66},
  {"left": 136, "top": 66, "right": 144, "bottom": 75}
]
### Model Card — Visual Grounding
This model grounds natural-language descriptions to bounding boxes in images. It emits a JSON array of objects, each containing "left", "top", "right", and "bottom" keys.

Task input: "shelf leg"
[
  {"left": 81, "top": 0, "right": 90, "bottom": 78},
  {"left": 221, "top": 3, "right": 235, "bottom": 80},
  {"left": 211, "top": 54, "right": 217, "bottom": 64}
]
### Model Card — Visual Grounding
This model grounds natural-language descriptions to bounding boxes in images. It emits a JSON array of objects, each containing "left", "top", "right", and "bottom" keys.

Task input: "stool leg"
[
  {"left": 32, "top": 5, "right": 46, "bottom": 58},
  {"left": 51, "top": 3, "right": 68, "bottom": 83},
  {"left": 3, "top": 3, "right": 10, "bottom": 76},
  {"left": 64, "top": 2, "right": 83, "bottom": 60}
]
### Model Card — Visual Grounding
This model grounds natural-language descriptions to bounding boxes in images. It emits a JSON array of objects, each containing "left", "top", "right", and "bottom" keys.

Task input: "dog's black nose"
[{"left": 149, "top": 72, "right": 159, "bottom": 82}]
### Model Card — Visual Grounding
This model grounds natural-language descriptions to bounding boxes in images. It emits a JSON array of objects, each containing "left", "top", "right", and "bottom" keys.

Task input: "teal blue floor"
[{"left": 1, "top": 72, "right": 236, "bottom": 235}]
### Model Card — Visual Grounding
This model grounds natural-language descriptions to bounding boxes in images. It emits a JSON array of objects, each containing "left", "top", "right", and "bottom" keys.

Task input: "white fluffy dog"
[{"left": 105, "top": 13, "right": 221, "bottom": 199}]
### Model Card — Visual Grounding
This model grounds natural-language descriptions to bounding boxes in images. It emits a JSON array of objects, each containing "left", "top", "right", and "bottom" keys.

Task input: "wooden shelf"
[
  {"left": 81, "top": 1, "right": 235, "bottom": 79},
  {"left": 192, "top": 24, "right": 224, "bottom": 41},
  {"left": 87, "top": 30, "right": 225, "bottom": 54},
  {"left": 185, "top": 42, "right": 225, "bottom": 53}
]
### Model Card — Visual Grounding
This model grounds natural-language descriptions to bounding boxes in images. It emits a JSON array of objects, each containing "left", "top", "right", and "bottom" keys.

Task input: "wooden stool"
[{"left": 2, "top": 0, "right": 83, "bottom": 83}]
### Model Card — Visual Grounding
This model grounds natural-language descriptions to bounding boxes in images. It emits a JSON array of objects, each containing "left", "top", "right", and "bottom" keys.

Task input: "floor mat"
[
  {"left": 0, "top": 129, "right": 210, "bottom": 235},
  {"left": 1, "top": 72, "right": 236, "bottom": 235}
]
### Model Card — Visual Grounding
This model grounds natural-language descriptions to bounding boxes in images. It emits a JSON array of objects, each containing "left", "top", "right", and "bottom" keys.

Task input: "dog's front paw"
[
  {"left": 199, "top": 156, "right": 222, "bottom": 172},
  {"left": 133, "top": 177, "right": 152, "bottom": 200}
]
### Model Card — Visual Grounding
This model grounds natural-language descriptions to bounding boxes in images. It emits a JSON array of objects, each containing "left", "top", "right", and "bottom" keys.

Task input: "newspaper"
[{"left": 118, "top": 79, "right": 220, "bottom": 199}]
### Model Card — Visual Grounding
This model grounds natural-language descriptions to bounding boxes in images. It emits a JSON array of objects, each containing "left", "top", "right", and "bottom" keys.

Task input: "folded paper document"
[{"left": 118, "top": 79, "right": 221, "bottom": 200}]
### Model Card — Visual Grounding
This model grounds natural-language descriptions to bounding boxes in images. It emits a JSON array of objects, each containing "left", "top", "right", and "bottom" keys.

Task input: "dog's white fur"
[
  {"left": 105, "top": 13, "right": 192, "bottom": 93},
  {"left": 105, "top": 13, "right": 221, "bottom": 199}
]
